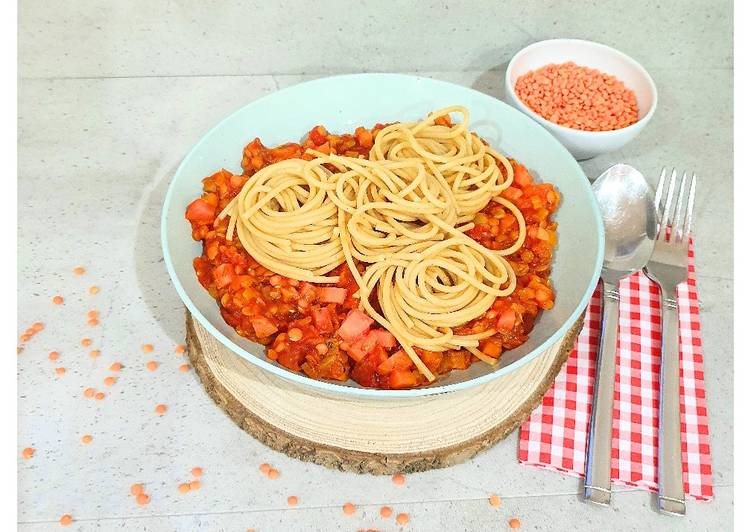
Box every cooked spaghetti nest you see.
[219,106,529,381]
[370,106,515,223]
[217,158,343,283]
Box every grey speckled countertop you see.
[18,1,732,530]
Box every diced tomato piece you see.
[388,369,418,389]
[496,309,516,332]
[312,306,334,333]
[250,317,278,338]
[480,338,502,358]
[213,263,235,289]
[377,350,414,375]
[299,282,318,303]
[319,287,347,304]
[267,143,302,162]
[336,309,373,342]
[309,126,328,146]
[512,161,533,187]
[280,286,299,302]
[434,114,451,126]
[369,345,389,367]
[418,349,443,373]
[501,186,523,201]
[345,339,368,362]
[185,198,216,224]
[369,329,397,349]
[277,346,306,371]
[354,127,373,149]
[346,331,378,361]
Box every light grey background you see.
[18,1,732,531]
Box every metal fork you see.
[643,168,697,517]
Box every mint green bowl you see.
[161,73,604,398]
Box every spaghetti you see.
[218,107,529,382]
[217,158,343,283]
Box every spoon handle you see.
[583,279,620,506]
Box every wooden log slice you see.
[186,312,583,475]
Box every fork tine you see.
[659,168,677,241]
[671,171,688,243]
[654,168,667,230]
[682,173,697,242]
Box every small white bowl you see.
[504,39,658,160]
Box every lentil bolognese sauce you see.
[185,114,559,390]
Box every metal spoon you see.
[584,164,657,506]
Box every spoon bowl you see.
[593,164,658,283]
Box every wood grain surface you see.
[186,312,583,474]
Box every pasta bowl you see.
[161,73,604,397]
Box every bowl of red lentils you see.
[505,39,657,160]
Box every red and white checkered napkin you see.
[518,242,713,500]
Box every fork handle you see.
[658,295,686,516]
[583,280,619,506]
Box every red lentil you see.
[343,502,356,516]
[287,495,298,506]
[73,266,85,275]
[380,506,393,518]
[110,362,123,371]
[52,295,64,305]
[509,518,521,529]
[81,434,93,444]
[515,62,638,132]
[48,351,60,361]
[396,512,409,525]
[59,514,73,526]
[392,473,405,486]
[22,447,35,459]
[155,404,167,415]
[489,494,501,507]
